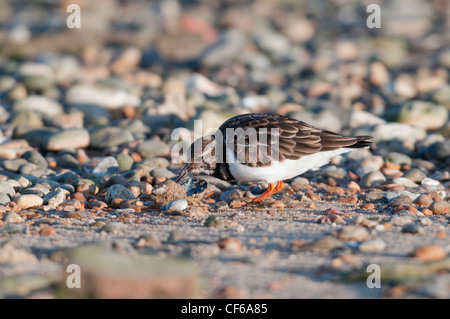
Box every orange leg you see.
[252,181,284,202]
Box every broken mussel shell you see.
[179,177,208,196]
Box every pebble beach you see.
[0,0,449,298]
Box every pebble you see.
[385,190,421,202]
[14,194,43,209]
[402,224,425,234]
[393,177,418,188]
[204,215,225,228]
[421,177,441,187]
[115,153,134,171]
[89,127,134,149]
[0,181,15,197]
[415,194,433,207]
[411,245,446,262]
[46,128,90,151]
[0,241,37,264]
[3,211,24,223]
[0,192,10,205]
[384,152,412,166]
[425,140,450,161]
[12,96,63,118]
[66,83,140,109]
[429,201,450,215]
[39,226,56,236]
[150,167,175,179]
[21,150,48,169]
[105,184,135,203]
[359,239,386,252]
[299,236,342,253]
[92,157,120,177]
[389,210,417,226]
[101,222,127,233]
[3,159,28,172]
[338,226,369,242]
[218,238,242,251]
[360,171,386,188]
[137,140,170,159]
[403,168,426,183]
[163,199,188,213]
[43,188,67,207]
[220,189,242,203]
[395,100,448,130]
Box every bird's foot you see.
[252,181,284,203]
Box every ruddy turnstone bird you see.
[175,113,372,202]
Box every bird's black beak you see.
[174,163,192,183]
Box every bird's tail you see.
[348,136,373,148]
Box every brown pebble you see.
[327,177,336,187]
[415,194,433,207]
[384,162,401,170]
[437,231,446,238]
[317,214,346,224]
[229,200,246,208]
[64,211,83,219]
[347,181,360,192]
[411,245,446,262]
[337,195,358,203]
[39,226,56,236]
[77,183,98,195]
[429,201,450,215]
[89,200,108,209]
[218,238,242,251]
[348,171,359,181]
[306,190,320,201]
[155,177,166,184]
[382,222,393,230]
[72,192,87,201]
[422,208,433,216]
[406,206,418,215]
[110,198,124,208]
[361,203,375,211]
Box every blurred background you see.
[0,0,449,147]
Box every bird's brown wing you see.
[219,113,372,167]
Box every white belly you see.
[225,146,350,183]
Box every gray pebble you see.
[204,215,225,228]
[21,150,48,168]
[105,184,135,203]
[89,126,134,149]
[92,156,120,177]
[402,224,425,234]
[403,168,426,183]
[150,167,175,179]
[360,171,386,188]
[0,192,10,205]
[384,152,412,166]
[3,158,28,172]
[137,140,170,159]
[46,128,90,151]
[3,211,24,223]
[0,181,15,197]
[116,153,134,171]
[57,153,80,170]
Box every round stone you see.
[14,194,43,209]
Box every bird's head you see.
[175,135,217,182]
